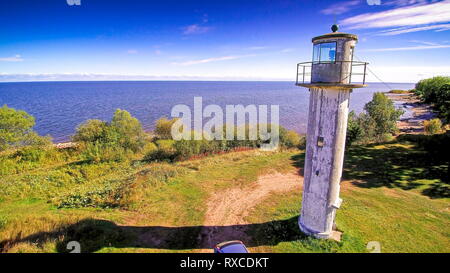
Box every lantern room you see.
[296,24,368,88]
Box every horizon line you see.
[0,79,417,84]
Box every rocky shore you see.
[385,92,436,134]
[54,142,77,149]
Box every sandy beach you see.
[385,92,436,134]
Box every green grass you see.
[344,142,449,198]
[0,138,449,253]
[245,192,367,253]
[0,150,297,252]
[246,140,450,253]
[246,183,449,253]
[338,185,449,252]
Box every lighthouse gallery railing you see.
[296,61,368,85]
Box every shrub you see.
[154,117,179,140]
[201,139,222,153]
[22,131,52,147]
[414,77,450,124]
[172,138,225,160]
[72,119,108,143]
[173,139,201,159]
[435,84,450,123]
[388,90,410,94]
[14,145,60,163]
[279,127,304,149]
[15,146,46,162]
[143,140,177,162]
[0,146,68,176]
[73,109,146,162]
[139,164,187,186]
[155,139,175,151]
[144,123,303,161]
[80,142,130,163]
[55,179,132,208]
[415,76,450,103]
[0,105,51,151]
[141,142,158,155]
[424,119,443,135]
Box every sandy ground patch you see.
[197,171,302,251]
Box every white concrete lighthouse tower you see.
[297,25,368,240]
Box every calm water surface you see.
[0,81,414,142]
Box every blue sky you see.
[0,0,449,82]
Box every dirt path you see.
[197,171,302,251]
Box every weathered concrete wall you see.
[299,87,350,238]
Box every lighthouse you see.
[296,25,368,240]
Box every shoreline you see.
[385,92,436,134]
[54,142,77,149]
[52,92,430,147]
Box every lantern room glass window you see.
[312,42,337,63]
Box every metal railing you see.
[296,61,368,85]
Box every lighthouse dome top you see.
[312,26,357,43]
[312,31,358,43]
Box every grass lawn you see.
[246,140,449,253]
[0,150,297,252]
[0,138,449,253]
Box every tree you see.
[363,92,404,139]
[0,105,50,151]
[346,93,404,144]
[110,109,146,152]
[72,119,109,143]
[346,111,362,146]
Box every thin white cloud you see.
[182,24,212,35]
[247,46,268,50]
[383,0,431,6]
[377,23,450,35]
[280,48,295,53]
[360,44,450,51]
[0,54,23,62]
[171,54,253,66]
[409,40,440,46]
[321,0,361,15]
[367,0,382,6]
[127,49,138,54]
[341,0,450,29]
